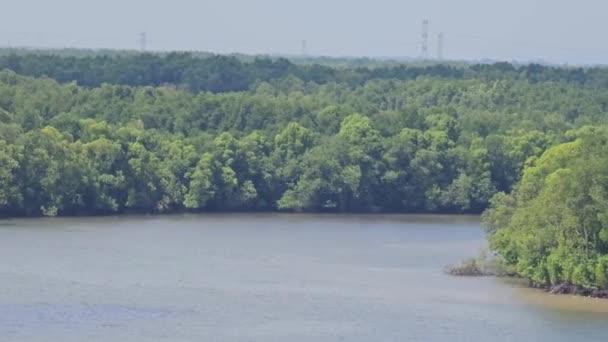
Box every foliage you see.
[483,127,608,289]
[3,52,608,93]
[0,53,608,218]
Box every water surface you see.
[1,214,607,341]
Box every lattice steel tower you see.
[421,20,429,59]
[437,32,444,60]
[139,32,147,52]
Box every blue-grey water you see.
[1,214,607,342]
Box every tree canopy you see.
[483,127,608,289]
[0,52,608,219]
[2,51,608,93]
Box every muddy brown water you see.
[1,214,607,341]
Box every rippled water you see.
[1,214,607,341]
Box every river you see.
[0,214,607,341]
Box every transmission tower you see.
[421,19,429,60]
[301,40,307,56]
[139,32,147,52]
[437,32,444,60]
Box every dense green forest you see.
[1,52,608,221]
[483,127,608,291]
[3,52,608,93]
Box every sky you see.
[1,0,607,65]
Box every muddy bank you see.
[447,260,608,300]
[544,284,608,299]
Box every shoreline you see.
[0,211,483,221]
[447,261,608,300]
[543,284,608,299]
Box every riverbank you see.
[543,284,608,299]
[0,209,484,220]
[447,256,608,300]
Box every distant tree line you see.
[1,52,608,94]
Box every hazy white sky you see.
[1,0,606,64]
